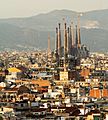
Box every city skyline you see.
[0,0,108,18]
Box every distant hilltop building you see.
[55,18,89,70]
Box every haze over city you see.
[0,0,108,18]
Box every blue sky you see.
[0,0,108,18]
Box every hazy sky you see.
[0,0,108,18]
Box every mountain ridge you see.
[0,9,108,52]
